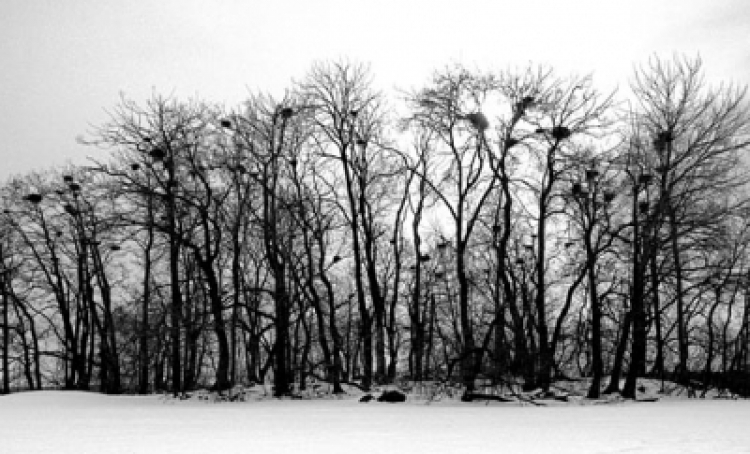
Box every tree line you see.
[2,55,750,399]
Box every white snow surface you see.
[1,390,749,454]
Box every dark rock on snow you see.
[377,390,407,403]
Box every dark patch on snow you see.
[377,390,406,403]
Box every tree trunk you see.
[586,255,603,399]
[168,225,182,396]
[605,308,632,394]
[534,187,552,391]
[205,265,231,391]
[703,287,721,395]
[273,275,292,396]
[2,271,10,394]
[456,240,477,391]
[649,253,665,382]
[139,220,153,394]
[668,208,689,384]
[623,259,647,398]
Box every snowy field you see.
[1,390,749,454]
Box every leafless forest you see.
[2,55,749,400]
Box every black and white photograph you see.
[1,1,750,452]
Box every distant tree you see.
[623,55,750,397]
[298,60,395,389]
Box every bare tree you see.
[299,60,395,389]
[623,55,750,397]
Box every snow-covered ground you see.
[1,388,749,454]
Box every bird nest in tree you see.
[638,174,653,186]
[657,130,673,142]
[25,194,43,204]
[279,107,295,119]
[585,169,599,180]
[149,148,166,160]
[465,112,489,131]
[551,126,571,140]
[515,96,536,113]
[653,138,667,153]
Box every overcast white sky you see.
[1,0,749,179]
